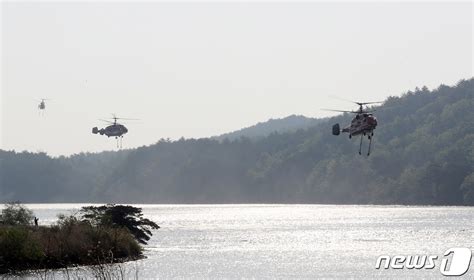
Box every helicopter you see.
[324,100,382,156]
[37,98,49,114]
[92,114,137,148]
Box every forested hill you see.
[1,78,473,205]
[213,115,323,141]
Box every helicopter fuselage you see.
[92,124,128,137]
[342,113,377,136]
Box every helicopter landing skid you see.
[367,134,373,156]
[358,132,373,156]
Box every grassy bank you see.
[0,203,158,274]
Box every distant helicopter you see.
[92,114,137,148]
[324,100,382,156]
[37,98,49,115]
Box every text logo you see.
[375,247,472,276]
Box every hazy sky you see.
[1,1,472,156]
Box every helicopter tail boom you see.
[92,127,105,135]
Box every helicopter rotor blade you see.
[99,119,115,124]
[357,101,383,105]
[321,109,357,113]
[109,113,139,121]
[114,117,140,121]
[328,96,383,106]
[328,95,358,104]
[100,117,140,124]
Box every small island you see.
[0,202,159,275]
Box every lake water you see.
[9,204,474,279]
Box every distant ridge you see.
[214,115,325,141]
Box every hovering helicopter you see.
[92,114,137,148]
[37,98,49,114]
[324,100,382,156]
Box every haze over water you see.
[24,204,474,279]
